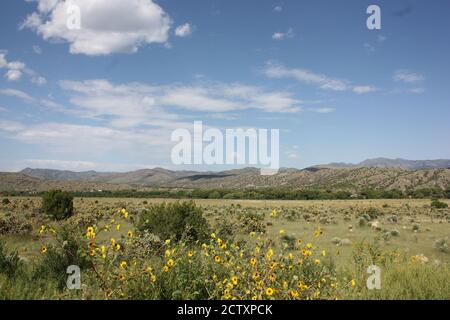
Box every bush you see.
[431,199,448,209]
[0,214,32,235]
[33,226,90,289]
[0,241,23,278]
[41,190,74,220]
[1,198,10,205]
[138,201,209,242]
[433,239,449,253]
[358,217,368,227]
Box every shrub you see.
[433,239,449,253]
[33,226,90,289]
[358,217,368,227]
[431,199,448,209]
[0,241,23,278]
[138,201,209,242]
[41,190,74,220]
[1,198,10,205]
[281,234,296,249]
[0,214,32,235]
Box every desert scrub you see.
[41,190,74,221]
[0,240,23,279]
[0,213,32,235]
[353,263,450,300]
[86,230,341,300]
[35,207,342,300]
[34,225,90,289]
[433,238,449,253]
[431,199,448,209]
[138,201,209,242]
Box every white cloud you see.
[16,159,159,172]
[0,50,46,84]
[0,120,25,132]
[4,121,172,155]
[0,88,34,102]
[272,28,294,41]
[0,52,26,81]
[58,79,303,129]
[263,62,376,93]
[31,76,47,85]
[309,107,335,114]
[273,5,283,12]
[5,69,23,81]
[0,78,318,163]
[175,23,192,37]
[353,85,377,94]
[21,0,172,55]
[393,70,424,83]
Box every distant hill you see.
[315,158,450,170]
[0,172,134,192]
[0,162,448,192]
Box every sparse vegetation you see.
[0,197,449,300]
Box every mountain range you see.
[316,158,450,170]
[0,158,449,192]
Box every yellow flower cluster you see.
[199,229,339,300]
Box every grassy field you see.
[0,197,449,300]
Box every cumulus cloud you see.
[263,62,376,93]
[5,69,23,81]
[21,0,172,55]
[0,50,46,84]
[0,52,25,81]
[175,23,192,37]
[393,70,424,83]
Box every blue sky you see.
[0,0,449,172]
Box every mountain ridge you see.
[1,158,448,192]
[315,157,450,170]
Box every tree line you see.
[2,187,449,200]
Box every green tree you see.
[138,201,209,242]
[41,190,74,220]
